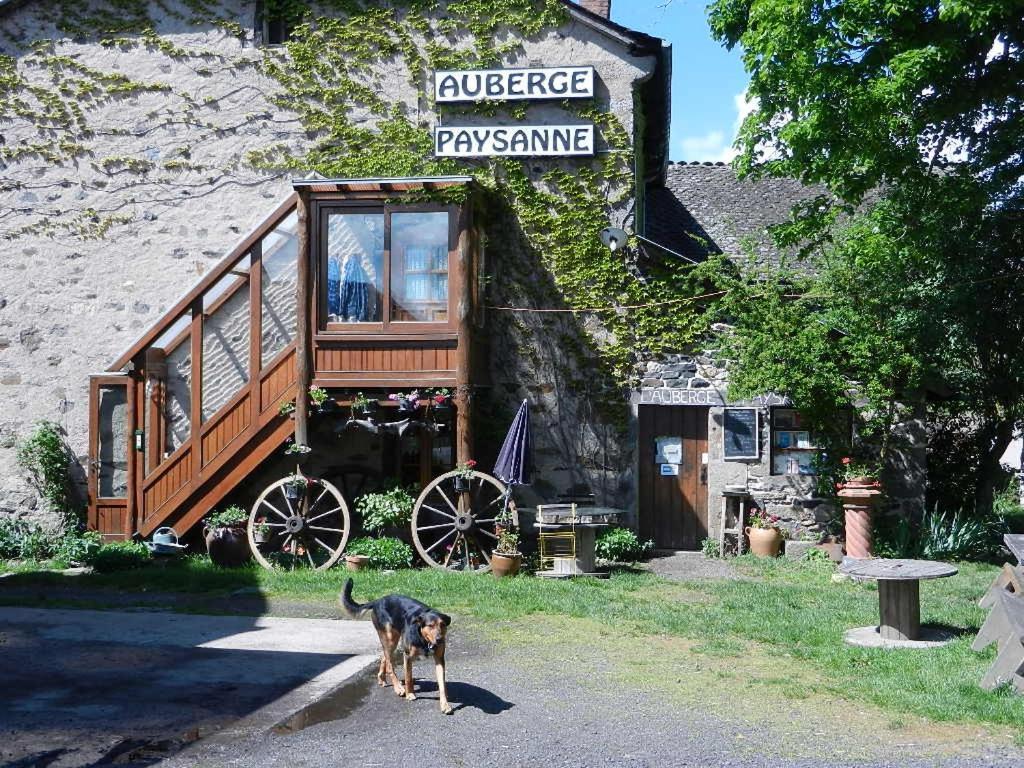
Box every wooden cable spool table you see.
[840,558,958,643]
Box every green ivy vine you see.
[1,0,720,389]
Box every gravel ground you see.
[162,622,1022,768]
[643,550,742,581]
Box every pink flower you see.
[841,457,852,465]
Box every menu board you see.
[724,408,759,460]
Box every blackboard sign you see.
[724,408,760,460]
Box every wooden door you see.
[638,405,709,550]
[88,375,135,540]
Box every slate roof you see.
[646,161,826,266]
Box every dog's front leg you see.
[434,650,453,715]
[402,653,417,701]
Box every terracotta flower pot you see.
[745,526,783,558]
[491,552,522,578]
[346,554,370,571]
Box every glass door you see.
[88,375,134,539]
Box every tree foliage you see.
[707,0,1024,512]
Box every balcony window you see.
[320,206,452,332]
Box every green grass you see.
[2,554,1021,729]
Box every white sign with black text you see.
[434,66,595,103]
[434,125,594,158]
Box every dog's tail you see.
[340,578,371,618]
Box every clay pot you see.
[205,525,252,568]
[491,552,522,578]
[745,526,783,558]
[346,554,370,571]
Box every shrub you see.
[345,536,413,569]
[595,527,653,562]
[16,420,76,527]
[89,540,151,573]
[700,537,721,558]
[52,530,102,567]
[356,485,416,532]
[874,506,1005,562]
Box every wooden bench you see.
[1006,534,1024,566]
[973,589,1024,693]
[979,563,1024,609]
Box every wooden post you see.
[249,238,263,419]
[294,187,312,447]
[454,206,473,464]
[878,579,920,641]
[144,347,166,474]
[189,298,203,468]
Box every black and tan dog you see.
[341,578,454,714]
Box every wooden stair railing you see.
[99,195,299,539]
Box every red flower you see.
[841,457,852,465]
[466,459,477,468]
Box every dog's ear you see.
[438,612,452,627]
[413,615,426,626]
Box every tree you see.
[707,0,1024,513]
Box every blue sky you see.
[610,0,750,162]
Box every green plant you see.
[308,385,328,407]
[495,528,520,555]
[88,540,150,573]
[344,536,413,569]
[356,485,416,532]
[16,420,76,527]
[285,442,311,455]
[874,506,1005,562]
[802,547,832,564]
[351,392,374,411]
[53,530,102,567]
[595,527,653,562]
[701,537,721,558]
[205,505,248,529]
[278,400,296,416]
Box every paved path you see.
[164,623,1023,768]
[0,608,377,768]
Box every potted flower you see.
[453,459,476,493]
[745,507,783,557]
[430,388,453,417]
[253,517,271,544]
[351,392,377,418]
[491,527,521,577]
[284,442,312,465]
[278,400,296,417]
[309,385,332,413]
[388,390,421,414]
[204,504,252,567]
[284,472,308,501]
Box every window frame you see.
[314,200,459,336]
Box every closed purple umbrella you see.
[494,399,532,487]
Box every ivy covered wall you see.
[0,0,716,521]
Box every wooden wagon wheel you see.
[411,470,507,571]
[248,475,351,570]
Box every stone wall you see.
[0,0,656,525]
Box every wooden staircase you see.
[88,196,301,540]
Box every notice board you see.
[723,408,759,460]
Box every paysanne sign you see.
[434,66,594,102]
[435,125,594,158]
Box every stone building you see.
[0,0,921,555]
